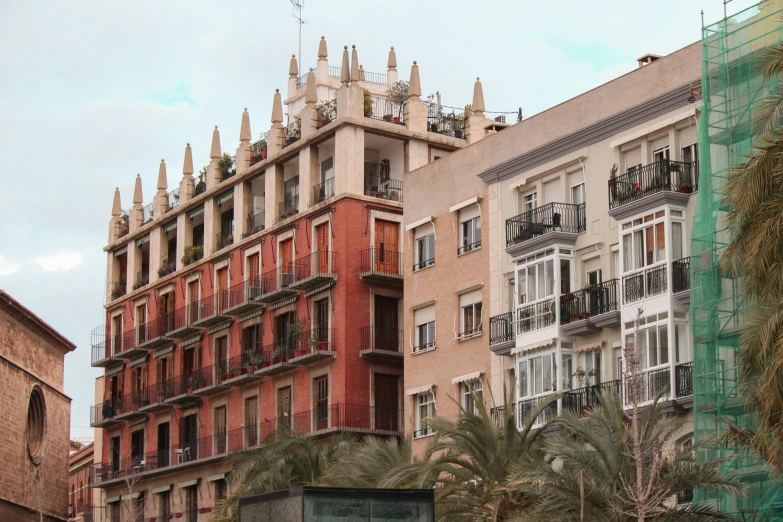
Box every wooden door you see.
[280,239,293,281]
[245,396,258,446]
[215,336,227,382]
[315,376,329,430]
[374,296,399,352]
[374,374,399,431]
[157,422,170,467]
[248,253,260,290]
[215,406,227,454]
[217,268,228,313]
[111,315,123,356]
[277,386,292,429]
[160,292,175,333]
[316,223,329,274]
[374,220,399,273]
[188,280,199,325]
[136,303,147,344]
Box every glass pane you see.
[659,324,669,365]
[518,268,527,305]
[539,261,549,298]
[655,222,665,262]
[645,226,654,266]
[371,498,433,522]
[672,222,683,261]
[633,231,644,269]
[594,351,602,384]
[649,327,658,367]
[623,234,632,272]
[638,330,648,370]
[543,354,553,393]
[518,360,528,397]
[533,357,543,395]
[560,258,570,294]
[562,354,573,391]
[528,265,538,301]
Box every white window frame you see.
[580,350,602,387]
[620,210,668,274]
[414,321,436,352]
[415,391,436,437]
[460,302,483,338]
[523,191,537,214]
[460,216,482,254]
[460,379,484,414]
[415,234,435,271]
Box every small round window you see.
[27,387,45,463]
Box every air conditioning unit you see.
[494,115,506,124]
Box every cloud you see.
[142,82,198,107]
[33,250,83,272]
[0,255,22,276]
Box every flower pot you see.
[250,157,258,165]
[454,130,464,139]
[261,151,267,159]
[289,136,299,144]
[678,186,692,194]
[294,349,307,358]
[393,117,401,124]
[187,387,192,394]
[383,114,393,122]
[247,365,254,374]
[226,372,235,379]
[261,361,270,368]
[199,382,206,389]
[319,342,329,351]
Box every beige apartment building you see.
[404,43,701,461]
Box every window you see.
[517,258,555,305]
[110,503,120,522]
[314,376,329,430]
[586,269,602,286]
[672,221,684,261]
[415,235,435,271]
[415,391,436,437]
[460,302,482,338]
[461,379,484,413]
[26,387,45,463]
[159,490,171,518]
[215,406,227,454]
[653,146,670,163]
[681,142,698,186]
[581,350,602,386]
[621,211,667,272]
[415,322,436,352]
[625,322,669,370]
[625,146,642,172]
[570,170,585,207]
[460,217,481,254]
[245,396,258,447]
[320,157,334,183]
[215,480,227,501]
[519,353,554,398]
[523,191,537,214]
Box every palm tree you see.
[507,392,743,521]
[210,429,356,522]
[719,41,783,471]
[414,391,557,521]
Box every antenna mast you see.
[290,0,305,73]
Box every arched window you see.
[26,386,45,464]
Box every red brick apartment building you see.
[88,40,500,521]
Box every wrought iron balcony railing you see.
[560,279,620,325]
[427,107,466,139]
[364,176,403,202]
[279,195,299,221]
[313,177,335,204]
[366,95,404,123]
[360,326,403,353]
[506,202,586,247]
[608,159,696,209]
[623,264,667,303]
[489,312,514,346]
[515,299,556,334]
[243,211,265,239]
[360,248,403,279]
[673,256,691,293]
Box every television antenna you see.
[290,0,306,73]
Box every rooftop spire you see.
[409,61,422,99]
[240,108,251,142]
[340,46,349,85]
[387,46,397,69]
[157,159,167,191]
[472,77,485,116]
[318,36,327,59]
[183,143,193,176]
[350,45,360,82]
[289,54,298,78]
[133,174,143,205]
[112,188,121,217]
[305,69,317,106]
[271,89,283,124]
[210,126,221,159]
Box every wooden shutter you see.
[281,240,293,270]
[156,358,162,395]
[217,268,228,312]
[316,224,329,273]
[248,254,260,284]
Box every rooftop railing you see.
[366,95,404,123]
[362,70,387,84]
[608,160,696,209]
[142,202,154,225]
[283,121,301,147]
[166,188,180,212]
[328,66,342,77]
[505,202,586,247]
[427,109,466,139]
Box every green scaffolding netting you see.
[693,2,783,519]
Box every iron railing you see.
[166,188,180,212]
[328,66,342,77]
[142,202,154,225]
[427,108,466,139]
[283,121,301,147]
[158,257,176,278]
[170,304,203,331]
[219,156,236,182]
[506,202,586,247]
[133,271,149,291]
[672,256,691,293]
[676,362,693,397]
[489,312,514,346]
[517,395,558,426]
[366,95,404,123]
[609,159,696,209]
[226,278,263,309]
[90,324,133,364]
[624,366,670,404]
[362,70,387,84]
[364,176,403,202]
[110,281,127,300]
[243,211,265,238]
[258,265,298,296]
[313,177,335,204]
[360,326,403,352]
[90,398,124,425]
[360,248,403,278]
[623,264,667,303]
[191,361,231,390]
[292,251,334,281]
[560,280,620,325]
[215,232,233,252]
[279,195,299,220]
[296,327,334,354]
[250,138,267,164]
[458,240,482,256]
[515,299,556,333]
[137,313,175,342]
[413,252,434,272]
[562,380,622,415]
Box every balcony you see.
[191,363,232,397]
[608,160,696,218]
[289,328,336,365]
[489,312,515,355]
[136,315,176,351]
[675,362,693,398]
[158,258,176,278]
[283,121,301,148]
[182,245,204,267]
[294,403,403,437]
[116,328,147,359]
[253,342,298,377]
[364,176,403,202]
[279,195,299,221]
[366,96,404,124]
[623,265,667,303]
[255,266,300,304]
[515,299,556,334]
[673,256,691,305]
[218,154,237,183]
[166,305,205,339]
[313,177,335,204]
[517,395,558,429]
[360,248,403,283]
[622,363,693,409]
[90,325,124,367]
[221,352,263,387]
[215,231,233,253]
[505,202,585,257]
[133,271,149,291]
[190,294,233,328]
[427,108,466,139]
[137,383,173,414]
[166,188,180,212]
[243,211,265,239]
[89,399,124,428]
[359,326,403,362]
[290,251,336,290]
[562,380,622,415]
[223,278,265,315]
[560,279,621,335]
[162,374,202,405]
[110,392,148,422]
[109,280,127,301]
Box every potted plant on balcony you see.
[195,167,207,196]
[363,88,373,117]
[272,344,285,364]
[387,81,408,124]
[316,99,335,128]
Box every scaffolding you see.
[693,2,783,519]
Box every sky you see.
[0,0,756,439]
